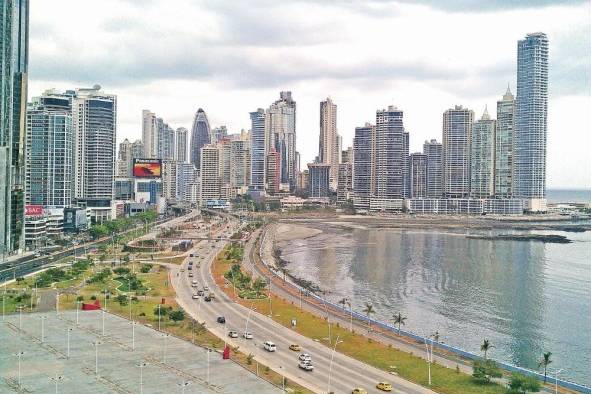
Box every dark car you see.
[197,290,204,296]
[204,296,212,302]
[216,316,226,324]
[187,266,192,270]
[189,253,194,257]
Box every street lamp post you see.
[267,277,272,316]
[138,362,147,394]
[76,300,81,325]
[50,372,64,394]
[157,304,161,331]
[66,327,73,359]
[177,381,191,394]
[40,315,46,342]
[424,334,435,386]
[327,335,343,394]
[16,351,24,387]
[322,298,331,345]
[555,369,564,394]
[93,341,101,377]
[102,309,106,336]
[131,321,136,351]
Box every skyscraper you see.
[318,97,339,190]
[249,108,266,193]
[266,148,280,195]
[423,139,442,198]
[442,105,474,198]
[142,110,157,158]
[72,86,117,221]
[353,123,374,209]
[513,32,548,207]
[26,93,73,207]
[1,0,28,254]
[410,153,427,198]
[268,92,297,190]
[211,126,228,142]
[175,127,188,163]
[373,106,406,201]
[495,86,515,198]
[307,163,330,198]
[116,139,132,177]
[336,162,353,204]
[157,120,175,161]
[190,108,211,170]
[470,108,496,198]
[199,144,220,204]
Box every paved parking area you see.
[0,310,280,393]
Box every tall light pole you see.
[131,321,136,351]
[424,333,435,386]
[15,351,24,387]
[157,304,161,331]
[162,333,169,363]
[555,368,564,394]
[177,381,191,394]
[40,315,46,342]
[322,298,331,345]
[267,277,272,316]
[101,309,106,336]
[66,327,73,359]
[93,341,101,377]
[327,335,343,394]
[138,362,147,394]
[56,292,60,315]
[50,372,64,394]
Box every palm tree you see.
[539,352,552,383]
[338,298,353,332]
[481,339,494,359]
[392,312,407,335]
[363,303,375,332]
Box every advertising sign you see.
[133,158,162,178]
[25,205,44,216]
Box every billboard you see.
[25,205,44,216]
[133,158,162,178]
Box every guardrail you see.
[258,225,591,394]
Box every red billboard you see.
[25,205,44,217]
[133,158,162,178]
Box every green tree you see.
[363,303,375,331]
[481,339,494,359]
[252,277,266,297]
[392,312,407,335]
[169,309,185,323]
[472,359,502,384]
[507,373,541,394]
[116,294,128,305]
[538,352,552,383]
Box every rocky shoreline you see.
[466,234,573,243]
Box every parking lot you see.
[0,310,280,393]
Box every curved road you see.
[169,221,434,394]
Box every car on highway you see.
[216,316,226,324]
[189,253,194,257]
[203,286,209,291]
[187,266,192,270]
[263,341,276,352]
[204,296,212,302]
[188,272,193,277]
[242,332,253,339]
[180,268,185,272]
[376,382,392,392]
[298,361,314,371]
[289,344,301,351]
[188,261,193,266]
[191,280,198,287]
[352,389,368,394]
[192,293,199,299]
[298,353,312,363]
[228,331,238,338]
[197,290,204,296]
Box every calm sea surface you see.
[278,222,591,386]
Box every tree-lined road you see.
[169,220,434,394]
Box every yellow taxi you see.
[352,389,368,394]
[289,344,301,351]
[376,382,393,392]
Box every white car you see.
[298,361,314,371]
[228,331,239,338]
[192,293,199,299]
[242,332,253,339]
[263,341,276,352]
[298,353,312,362]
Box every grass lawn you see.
[213,247,507,394]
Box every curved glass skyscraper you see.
[190,108,211,170]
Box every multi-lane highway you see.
[169,219,434,394]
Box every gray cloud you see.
[393,0,589,12]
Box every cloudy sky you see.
[29,0,591,188]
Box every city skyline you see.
[26,1,591,189]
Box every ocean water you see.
[547,189,591,204]
[278,223,591,386]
